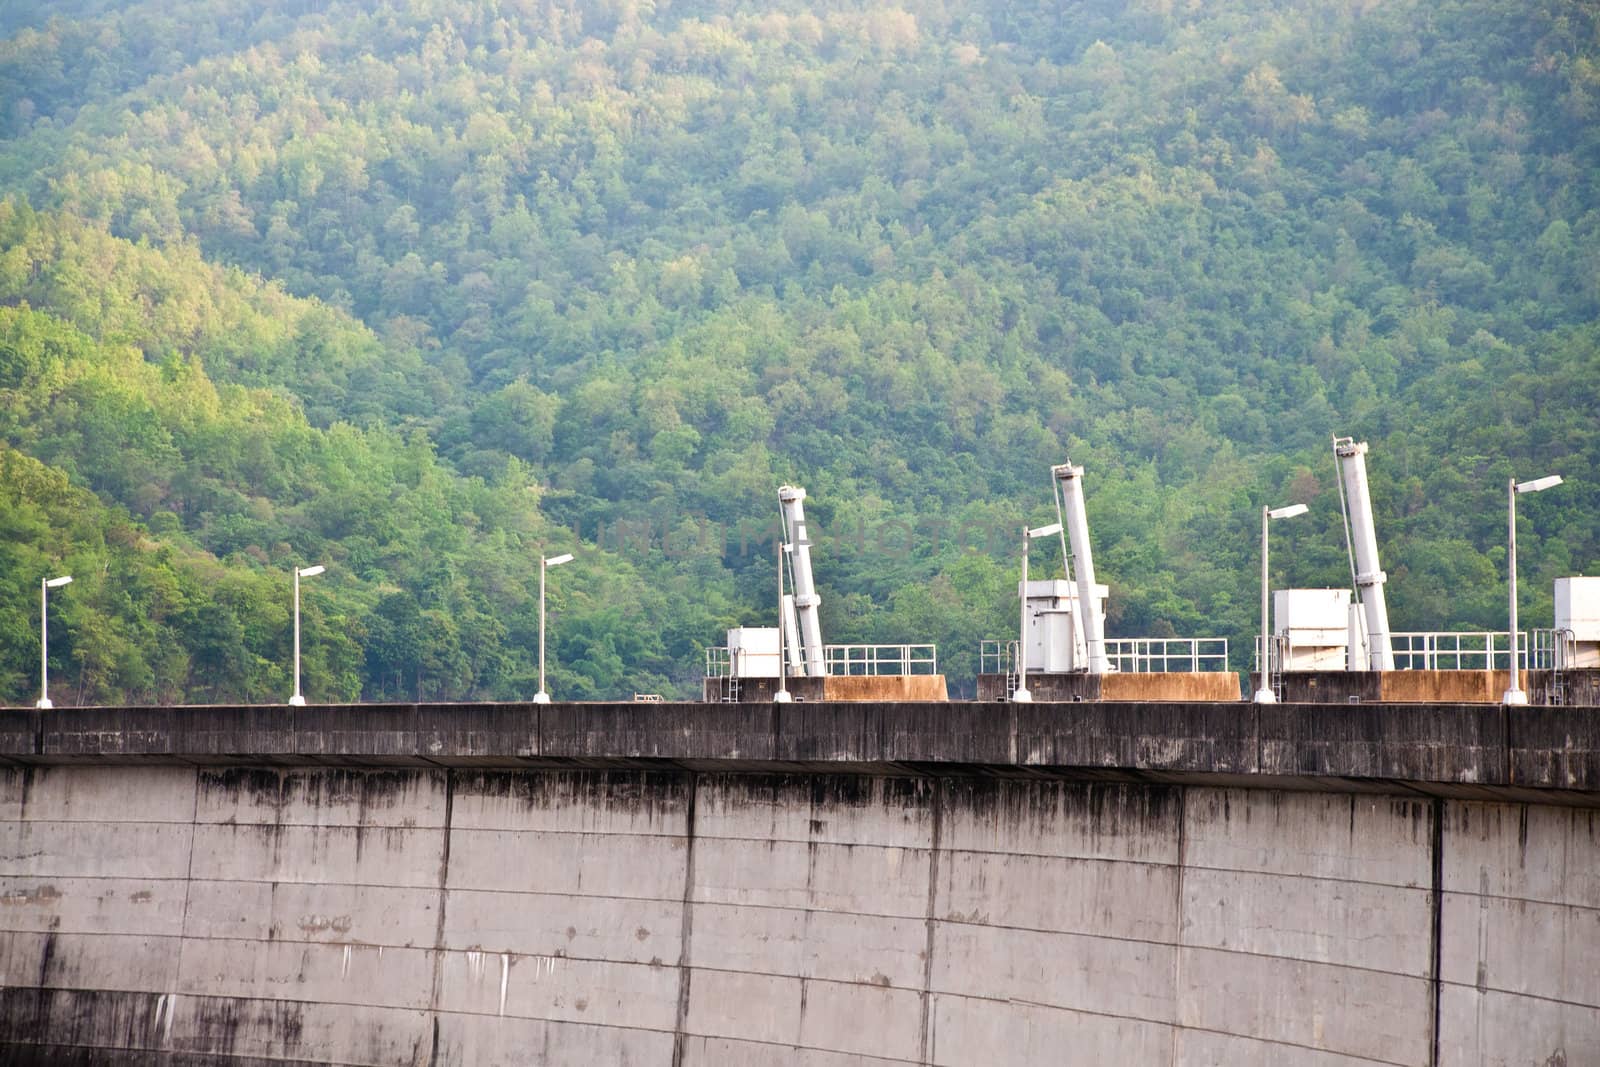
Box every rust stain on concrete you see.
[822,675,949,701]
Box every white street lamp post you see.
[1013,521,1064,703]
[37,575,72,709]
[1255,504,1309,704]
[289,564,325,707]
[1505,474,1563,705]
[534,552,574,704]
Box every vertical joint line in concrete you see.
[1499,702,1510,787]
[429,768,455,1037]
[1169,786,1188,1065]
[918,777,944,1066]
[169,764,205,1052]
[1428,796,1445,1067]
[1006,701,1019,764]
[671,772,699,1067]
[1252,700,1263,775]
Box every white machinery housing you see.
[725,627,782,677]
[1020,579,1111,674]
[1274,589,1351,671]
[1555,577,1600,668]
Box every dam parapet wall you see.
[1,701,1598,1065]
[2,700,1598,798]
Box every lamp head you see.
[44,575,73,588]
[1026,521,1064,539]
[297,565,326,578]
[1267,503,1310,520]
[545,553,574,567]
[1514,474,1563,494]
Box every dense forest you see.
[1,0,1596,703]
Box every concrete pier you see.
[1,701,1597,1065]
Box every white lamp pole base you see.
[289,695,306,707]
[35,698,52,709]
[773,689,793,703]
[1012,687,1032,703]
[1252,688,1277,704]
[1502,688,1528,706]
[532,691,551,704]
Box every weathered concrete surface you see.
[1272,670,1509,704]
[701,675,950,701]
[974,672,1240,701]
[1,702,1599,1064]
[1100,671,1240,702]
[4,700,1600,799]
[1437,801,1600,1064]
[975,671,1099,701]
[1,760,1597,1065]
[1381,668,1507,703]
[1269,670,1385,705]
[1269,668,1600,705]
[822,675,948,701]
[703,676,825,702]
[1528,667,1600,707]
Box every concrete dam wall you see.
[1,701,1598,1064]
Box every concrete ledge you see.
[148,705,303,762]
[0,709,38,763]
[822,675,948,701]
[1259,703,1506,785]
[703,675,950,701]
[1382,670,1506,704]
[1100,672,1240,702]
[773,700,1015,766]
[2,700,1599,803]
[40,706,184,761]
[1507,705,1600,791]
[1015,702,1258,774]
[976,672,1098,701]
[1267,669,1600,705]
[1269,671,1384,705]
[975,673,1242,702]
[542,701,775,762]
[299,703,538,764]
[703,676,824,701]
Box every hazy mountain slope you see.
[0,206,728,703]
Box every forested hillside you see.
[1,0,1596,703]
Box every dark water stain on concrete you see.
[0,885,60,907]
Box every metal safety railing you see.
[1104,637,1229,673]
[703,646,743,701]
[1390,631,1525,671]
[1531,628,1579,706]
[981,637,1227,674]
[1530,628,1577,671]
[980,639,1013,677]
[1254,634,1297,679]
[979,640,1021,697]
[707,643,937,678]
[1254,634,1286,700]
[1256,630,1532,672]
[822,644,938,676]
[705,646,737,679]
